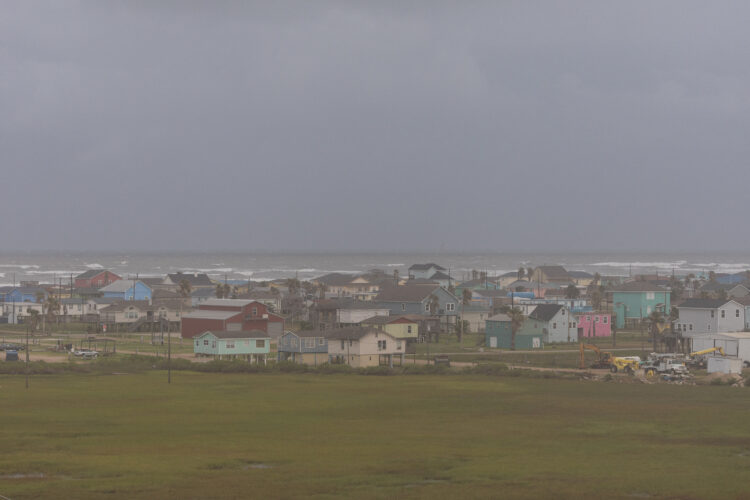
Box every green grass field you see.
[2,371,750,499]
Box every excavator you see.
[579,343,640,374]
[687,346,726,369]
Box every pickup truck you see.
[641,356,688,377]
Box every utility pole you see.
[167,319,171,384]
[25,322,30,390]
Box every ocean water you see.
[1,251,750,286]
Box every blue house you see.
[100,280,152,301]
[374,284,459,333]
[277,330,329,365]
[0,286,48,303]
[611,282,670,329]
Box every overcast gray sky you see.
[2,1,749,252]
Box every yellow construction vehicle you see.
[579,343,640,374]
[687,346,726,368]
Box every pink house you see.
[576,313,611,338]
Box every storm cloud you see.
[2,1,749,252]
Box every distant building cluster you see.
[2,262,748,362]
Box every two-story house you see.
[374,284,459,332]
[611,282,671,329]
[277,330,329,365]
[676,299,745,337]
[325,327,404,367]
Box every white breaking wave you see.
[0,264,40,269]
[590,261,688,270]
[85,263,103,269]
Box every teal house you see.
[611,282,671,329]
[194,330,270,363]
[485,313,543,350]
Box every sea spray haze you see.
[1,251,749,285]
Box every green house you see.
[194,330,270,363]
[611,282,671,329]
[485,313,543,349]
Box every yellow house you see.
[360,315,419,340]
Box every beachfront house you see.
[576,312,611,339]
[525,304,575,343]
[74,270,121,289]
[277,330,329,365]
[484,313,543,349]
[374,284,458,332]
[325,327,405,367]
[194,330,270,363]
[675,299,745,336]
[360,315,419,340]
[100,280,152,301]
[611,282,671,329]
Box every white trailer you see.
[707,356,743,374]
[690,332,750,367]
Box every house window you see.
[256,340,265,348]
[446,303,455,312]
[203,340,209,346]
[305,338,315,348]
[737,309,740,318]
[586,316,591,321]
[401,303,406,311]
[226,342,235,349]
[252,307,258,316]
[407,325,412,334]
[603,317,608,324]
[211,341,216,348]
[396,341,402,350]
[595,316,599,323]
[341,340,345,350]
[195,340,199,346]
[377,340,387,350]
[711,310,715,318]
[553,322,557,329]
[318,338,325,346]
[425,303,430,312]
[646,292,655,300]
[721,310,726,318]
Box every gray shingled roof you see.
[201,330,269,339]
[529,304,563,322]
[313,273,357,286]
[323,326,385,340]
[677,298,733,309]
[408,263,446,271]
[376,284,440,302]
[168,273,213,287]
[612,282,669,292]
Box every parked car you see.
[73,349,99,359]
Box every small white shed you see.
[707,356,743,374]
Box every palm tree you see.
[179,279,192,298]
[462,288,472,306]
[215,283,225,299]
[564,285,580,299]
[647,310,664,352]
[593,272,601,285]
[27,308,40,332]
[590,290,603,311]
[429,294,440,315]
[517,267,525,280]
[500,306,525,351]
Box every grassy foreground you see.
[2,372,750,499]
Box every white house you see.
[324,327,405,368]
[676,299,745,337]
[525,303,576,343]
